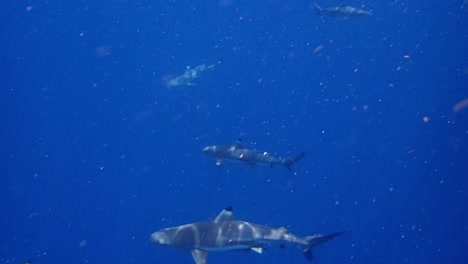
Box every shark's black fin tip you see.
[303,250,314,261]
[336,230,346,236]
[225,206,233,212]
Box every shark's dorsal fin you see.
[234,138,244,149]
[251,247,263,254]
[191,249,208,264]
[214,206,234,223]
[339,1,347,7]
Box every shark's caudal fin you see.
[303,231,345,261]
[282,152,305,171]
[312,3,323,12]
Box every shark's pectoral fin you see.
[216,159,223,166]
[251,247,263,254]
[191,249,208,264]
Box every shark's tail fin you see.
[302,231,345,261]
[282,152,305,171]
[311,3,323,13]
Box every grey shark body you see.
[312,3,371,17]
[167,64,215,88]
[150,206,344,264]
[202,140,305,172]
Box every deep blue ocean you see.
[1,0,467,263]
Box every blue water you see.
[1,1,467,263]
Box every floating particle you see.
[79,240,87,248]
[452,98,468,113]
[313,45,324,53]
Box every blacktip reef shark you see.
[202,139,305,172]
[167,64,215,87]
[312,2,371,17]
[150,206,345,264]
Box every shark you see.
[202,139,305,172]
[312,2,371,17]
[167,64,215,88]
[150,206,345,264]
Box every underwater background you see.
[1,0,467,263]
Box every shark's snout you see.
[150,231,169,245]
[202,146,215,155]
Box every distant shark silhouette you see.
[150,206,345,264]
[202,139,305,172]
[167,64,215,87]
[312,2,371,17]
